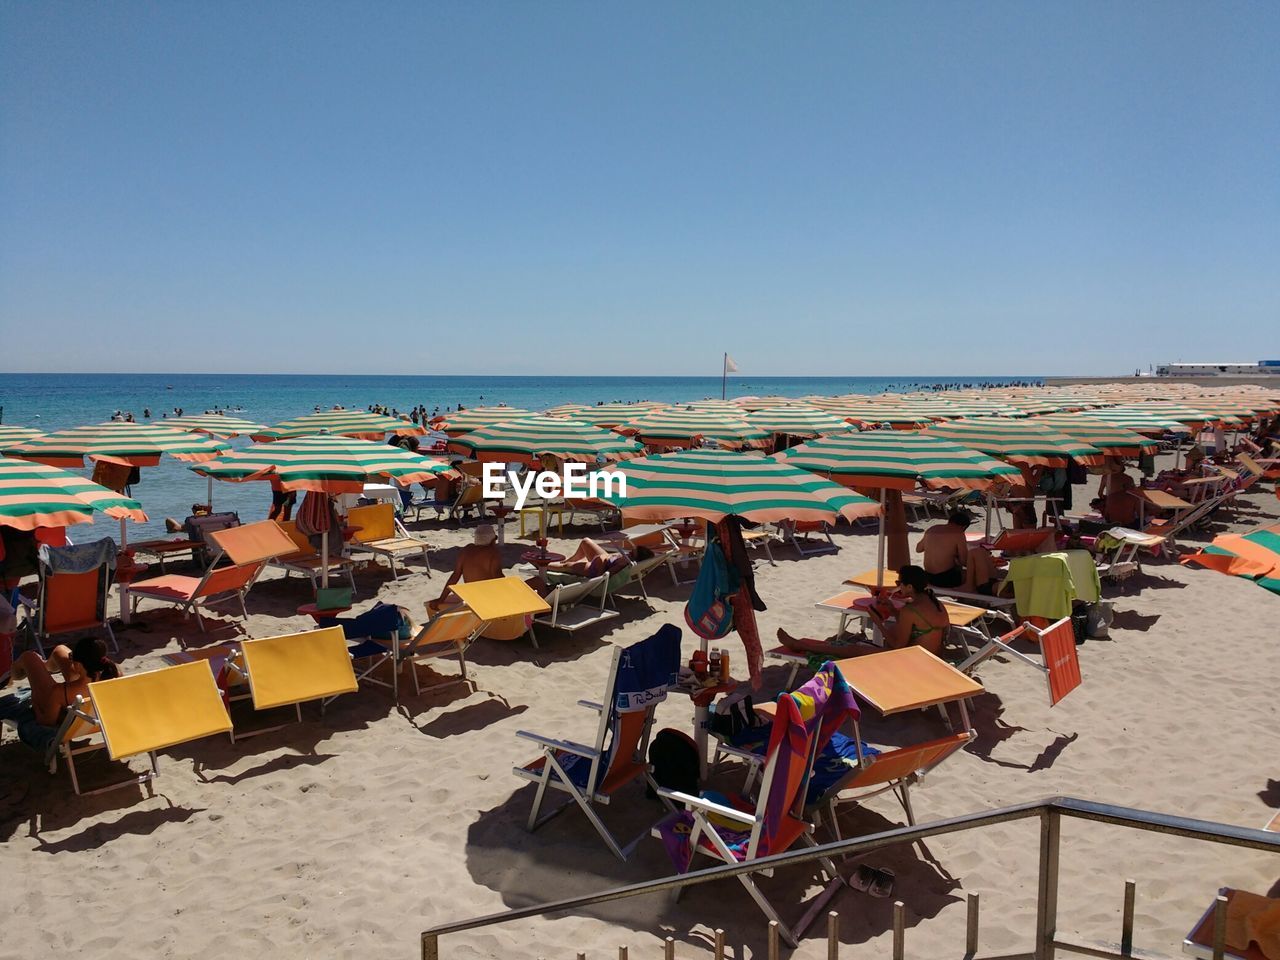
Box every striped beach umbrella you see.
[446,416,643,464]
[773,432,1021,490]
[925,417,1104,467]
[745,405,856,438]
[163,414,268,438]
[733,395,802,411]
[1181,521,1280,594]
[618,406,770,450]
[1083,406,1190,436]
[1130,402,1229,429]
[431,406,532,436]
[806,397,941,429]
[543,402,663,427]
[1029,414,1160,458]
[3,422,230,468]
[192,435,452,494]
[604,449,880,523]
[0,456,147,531]
[0,427,44,446]
[254,410,425,442]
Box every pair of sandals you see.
[851,863,896,898]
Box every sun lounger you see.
[775,519,838,557]
[222,625,358,741]
[128,520,297,633]
[565,496,621,531]
[956,616,1082,706]
[652,661,854,946]
[1094,527,1167,579]
[532,574,618,637]
[16,661,232,795]
[515,624,681,860]
[35,538,117,655]
[344,503,434,579]
[345,604,484,700]
[272,519,358,594]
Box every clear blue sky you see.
[2,2,1277,376]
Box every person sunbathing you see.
[777,565,951,659]
[434,524,503,607]
[544,538,628,577]
[10,637,118,728]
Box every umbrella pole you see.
[207,475,214,510]
[985,492,994,541]
[119,516,128,551]
[875,488,886,587]
[321,526,330,590]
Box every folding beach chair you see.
[344,503,434,579]
[128,520,296,633]
[956,616,1082,706]
[514,624,681,860]
[223,625,358,741]
[652,663,853,946]
[532,574,618,637]
[776,520,838,557]
[25,661,232,795]
[35,538,117,655]
[341,603,484,701]
[271,520,358,594]
[565,496,621,531]
[1094,527,1166,580]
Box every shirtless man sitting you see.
[434,524,503,608]
[916,510,974,589]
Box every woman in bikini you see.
[11,637,118,728]
[544,538,627,578]
[777,565,952,658]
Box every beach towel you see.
[1004,554,1077,620]
[38,538,117,575]
[614,623,681,712]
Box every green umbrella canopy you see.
[446,416,643,464]
[773,431,1022,490]
[0,455,147,530]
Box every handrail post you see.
[1035,807,1061,960]
[422,932,439,960]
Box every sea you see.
[2,373,1040,541]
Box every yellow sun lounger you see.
[224,626,359,741]
[49,661,232,796]
[344,503,435,579]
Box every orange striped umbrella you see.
[617,406,771,449]
[3,421,229,468]
[0,426,44,446]
[745,405,857,437]
[162,414,268,438]
[925,417,1104,467]
[254,410,425,442]
[0,455,147,531]
[431,406,533,436]
[446,416,643,463]
[773,431,1021,490]
[543,402,663,427]
[1029,413,1160,458]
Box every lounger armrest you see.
[514,730,601,758]
[712,742,764,766]
[576,699,604,713]
[656,789,758,825]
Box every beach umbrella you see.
[446,416,643,464]
[1029,414,1161,458]
[617,406,771,450]
[254,410,425,442]
[774,432,1024,580]
[1129,402,1227,429]
[744,405,857,438]
[3,421,229,468]
[162,415,268,438]
[925,417,1105,467]
[0,427,44,446]
[603,449,880,524]
[1083,407,1191,436]
[0,456,147,531]
[431,406,533,436]
[733,395,800,411]
[1181,521,1280,594]
[192,435,452,588]
[543,402,663,428]
[806,397,941,429]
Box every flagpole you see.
[721,352,727,400]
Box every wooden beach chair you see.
[956,616,1083,706]
[344,503,435,579]
[25,661,231,795]
[127,520,296,633]
[35,538,117,654]
[514,624,681,860]
[223,625,358,741]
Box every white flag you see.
[724,354,739,373]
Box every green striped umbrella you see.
[543,402,663,427]
[446,416,643,463]
[0,456,147,531]
[3,422,229,468]
[772,431,1021,490]
[745,405,856,437]
[254,410,425,442]
[192,435,452,494]
[1083,406,1190,436]
[0,426,44,446]
[1130,402,1228,429]
[1029,413,1160,458]
[733,395,801,411]
[1181,521,1280,594]
[163,414,268,438]
[603,449,880,523]
[925,417,1104,467]
[431,406,532,436]
[618,406,771,449]
[806,397,941,428]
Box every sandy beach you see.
[1,454,1276,960]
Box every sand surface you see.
[2,459,1277,960]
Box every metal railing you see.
[419,796,1278,959]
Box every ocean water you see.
[1,373,1038,541]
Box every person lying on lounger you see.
[543,538,630,578]
[777,565,951,659]
[7,637,118,728]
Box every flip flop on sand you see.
[869,867,896,899]
[850,863,877,893]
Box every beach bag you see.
[684,542,736,641]
[647,728,700,799]
[707,693,761,740]
[1085,600,1113,639]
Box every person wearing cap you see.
[916,509,973,588]
[434,524,503,607]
